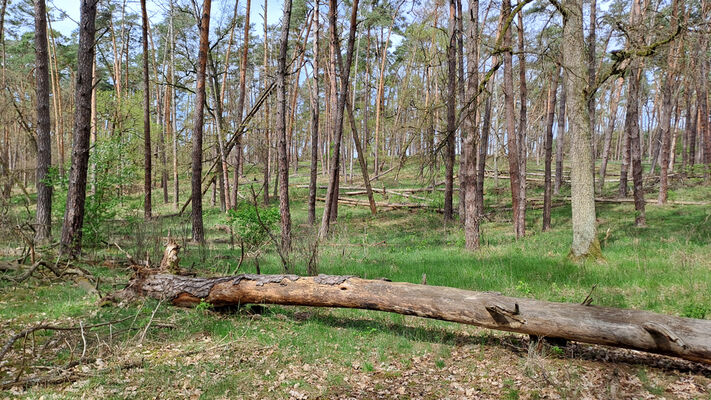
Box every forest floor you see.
[1,160,711,399]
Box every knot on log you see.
[486,303,526,325]
[643,322,687,349]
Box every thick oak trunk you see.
[118,272,711,365]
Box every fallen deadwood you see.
[316,197,441,212]
[113,273,711,364]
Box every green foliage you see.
[227,201,280,250]
[682,304,708,319]
[50,135,137,247]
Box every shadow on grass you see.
[271,307,711,377]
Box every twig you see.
[139,299,163,343]
[79,322,87,359]
[0,317,133,364]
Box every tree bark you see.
[598,77,623,193]
[502,0,521,237]
[276,0,294,252]
[191,0,212,243]
[141,0,152,220]
[515,11,527,238]
[319,0,360,238]
[463,0,479,250]
[308,0,320,226]
[562,0,601,259]
[443,0,457,222]
[60,0,97,256]
[234,0,252,205]
[658,0,681,204]
[118,272,711,365]
[554,71,566,195]
[543,65,560,232]
[34,0,52,241]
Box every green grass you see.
[1,158,710,398]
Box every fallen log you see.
[114,272,711,364]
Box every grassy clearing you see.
[1,161,710,398]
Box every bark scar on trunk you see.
[313,274,353,285]
[486,303,525,325]
[644,322,687,349]
[232,274,300,286]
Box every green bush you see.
[226,201,280,251]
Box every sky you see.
[48,0,285,37]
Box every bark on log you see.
[117,272,711,364]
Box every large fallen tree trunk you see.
[115,272,711,364]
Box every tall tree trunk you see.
[562,0,601,259]
[587,0,597,192]
[319,0,360,238]
[598,78,623,193]
[34,0,52,241]
[263,0,271,205]
[463,0,480,250]
[276,0,294,252]
[554,72,566,196]
[443,0,456,222]
[234,0,252,205]
[456,0,466,220]
[191,0,212,243]
[170,5,179,209]
[515,11,527,238]
[624,0,645,227]
[543,65,560,232]
[502,0,521,237]
[308,0,320,226]
[658,0,681,204]
[141,0,152,220]
[373,13,397,174]
[60,0,97,256]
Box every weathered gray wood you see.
[117,272,711,364]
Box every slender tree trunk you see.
[598,77,623,193]
[515,11,527,238]
[263,0,271,205]
[659,0,681,204]
[373,13,397,174]
[443,0,457,222]
[276,0,294,252]
[141,0,152,220]
[502,0,521,237]
[170,5,179,209]
[308,0,320,226]
[234,0,252,205]
[191,0,212,243]
[554,72,566,195]
[319,0,360,238]
[562,0,601,259]
[34,0,52,241]
[60,0,97,256]
[624,0,646,227]
[587,0,597,192]
[543,65,560,232]
[456,0,466,220]
[463,0,480,250]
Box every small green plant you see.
[435,359,445,369]
[227,201,279,249]
[550,345,564,356]
[516,280,532,295]
[195,299,213,313]
[682,304,708,319]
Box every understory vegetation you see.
[2,161,710,398]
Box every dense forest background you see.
[2,0,711,397]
